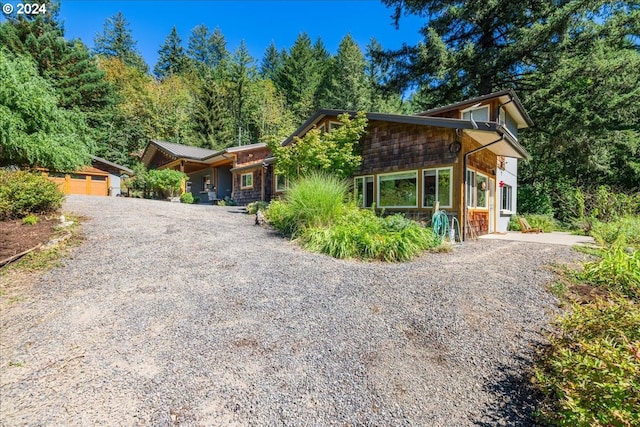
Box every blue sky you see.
[44,1,426,69]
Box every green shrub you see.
[518,183,554,216]
[22,214,39,225]
[590,216,640,248]
[302,207,439,261]
[0,170,64,219]
[246,201,269,215]
[180,192,194,204]
[266,173,440,261]
[535,298,640,427]
[146,169,187,198]
[580,244,640,300]
[525,214,560,232]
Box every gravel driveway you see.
[1,196,585,426]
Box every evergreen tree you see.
[0,51,94,171]
[318,34,369,111]
[228,40,258,145]
[94,11,148,74]
[365,38,404,113]
[277,33,324,121]
[192,72,234,149]
[154,26,189,79]
[187,24,229,73]
[260,41,285,81]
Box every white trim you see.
[461,105,490,120]
[240,172,253,189]
[422,167,453,209]
[476,172,488,209]
[377,170,418,209]
[354,175,374,208]
[275,174,288,192]
[328,121,342,131]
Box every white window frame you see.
[500,184,513,213]
[499,109,517,140]
[461,105,490,122]
[202,174,211,192]
[316,123,326,133]
[422,167,453,209]
[353,175,374,208]
[275,174,288,192]
[377,170,418,209]
[466,170,476,208]
[240,172,253,189]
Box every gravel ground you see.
[0,196,586,426]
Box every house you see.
[140,89,532,238]
[44,156,134,196]
[140,140,272,204]
[277,89,533,238]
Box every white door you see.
[489,178,495,233]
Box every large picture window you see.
[378,171,418,208]
[422,167,452,209]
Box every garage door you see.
[48,173,109,196]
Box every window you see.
[202,175,211,191]
[499,109,518,139]
[466,170,476,208]
[476,173,488,208]
[354,176,374,208]
[275,175,288,192]
[500,184,513,212]
[461,105,489,122]
[316,123,326,133]
[422,167,452,209]
[466,170,488,209]
[378,171,418,208]
[241,172,253,189]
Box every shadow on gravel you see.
[474,357,544,427]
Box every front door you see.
[488,178,495,233]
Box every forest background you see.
[1,0,638,219]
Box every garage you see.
[48,168,110,196]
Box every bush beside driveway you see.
[0,195,588,426]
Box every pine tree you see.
[228,40,257,145]
[94,11,148,74]
[365,38,403,113]
[192,73,234,149]
[277,33,324,121]
[260,41,285,81]
[318,34,369,111]
[154,26,189,79]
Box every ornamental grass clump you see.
[267,173,440,261]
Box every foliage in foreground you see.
[179,192,195,204]
[508,214,559,232]
[145,168,187,198]
[0,170,64,220]
[266,172,439,261]
[535,298,640,427]
[246,201,269,215]
[535,215,640,426]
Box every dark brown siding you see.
[358,121,458,175]
[232,167,264,205]
[235,147,271,165]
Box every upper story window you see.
[316,123,326,133]
[499,109,519,139]
[329,121,342,131]
[461,105,490,122]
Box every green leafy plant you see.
[145,168,187,198]
[535,298,640,427]
[246,201,269,215]
[22,214,39,225]
[590,216,640,248]
[180,192,194,204]
[580,244,640,300]
[0,170,64,220]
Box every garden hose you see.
[431,210,462,245]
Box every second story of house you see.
[416,89,534,140]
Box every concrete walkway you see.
[479,231,596,246]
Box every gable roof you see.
[91,156,134,176]
[141,140,270,167]
[281,109,530,159]
[417,89,534,129]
